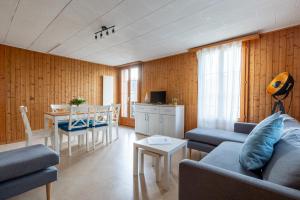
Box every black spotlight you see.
[112,28,115,33]
[95,34,97,40]
[100,33,103,38]
[106,30,109,36]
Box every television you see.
[150,91,166,104]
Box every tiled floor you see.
[0,126,201,200]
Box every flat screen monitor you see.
[150,91,166,104]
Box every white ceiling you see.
[1,0,300,66]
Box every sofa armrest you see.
[179,160,300,200]
[234,122,257,134]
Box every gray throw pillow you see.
[263,128,300,190]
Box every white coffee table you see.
[133,135,187,189]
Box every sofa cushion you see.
[0,144,59,182]
[185,128,247,146]
[263,122,300,190]
[200,141,261,178]
[187,140,215,153]
[0,166,57,200]
[281,114,300,130]
[58,121,88,132]
[239,112,283,171]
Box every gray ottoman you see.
[0,144,59,200]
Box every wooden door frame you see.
[119,65,142,127]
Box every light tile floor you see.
[0,126,201,200]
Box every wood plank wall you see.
[0,44,119,144]
[141,53,198,132]
[246,25,300,122]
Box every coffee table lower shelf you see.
[133,135,187,190]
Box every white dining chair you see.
[58,105,91,156]
[110,104,121,139]
[89,105,110,150]
[50,104,71,146]
[19,106,54,147]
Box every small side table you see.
[133,135,187,189]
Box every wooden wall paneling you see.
[141,52,198,132]
[294,26,300,120]
[0,46,6,144]
[265,33,273,117]
[240,42,249,122]
[253,38,260,123]
[248,41,255,122]
[5,46,11,143]
[0,44,119,144]
[259,34,267,121]
[246,25,300,122]
[10,47,17,142]
[286,28,295,116]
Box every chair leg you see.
[86,132,89,151]
[109,127,112,144]
[92,130,95,150]
[59,134,63,150]
[98,131,104,144]
[95,132,99,143]
[78,135,81,146]
[189,148,192,159]
[46,183,51,200]
[45,137,48,147]
[68,135,72,156]
[105,129,108,145]
[116,125,119,139]
[50,135,55,149]
[26,139,31,147]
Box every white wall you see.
[103,76,114,105]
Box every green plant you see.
[69,97,86,106]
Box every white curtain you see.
[197,41,242,131]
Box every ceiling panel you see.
[0,0,299,66]
[0,0,20,42]
[4,0,70,48]
[29,0,122,52]
[51,0,172,56]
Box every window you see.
[121,69,128,117]
[130,67,139,118]
[120,66,140,127]
[197,41,242,130]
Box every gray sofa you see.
[179,120,300,200]
[0,144,59,200]
[185,122,257,153]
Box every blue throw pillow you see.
[239,112,284,171]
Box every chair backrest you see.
[68,105,91,131]
[91,105,111,127]
[111,104,121,123]
[19,106,32,137]
[50,104,70,112]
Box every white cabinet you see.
[135,112,148,135]
[135,104,184,138]
[148,113,160,135]
[160,115,175,137]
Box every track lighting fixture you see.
[94,25,115,40]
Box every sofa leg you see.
[189,148,192,159]
[46,183,52,200]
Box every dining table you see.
[44,111,113,154]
